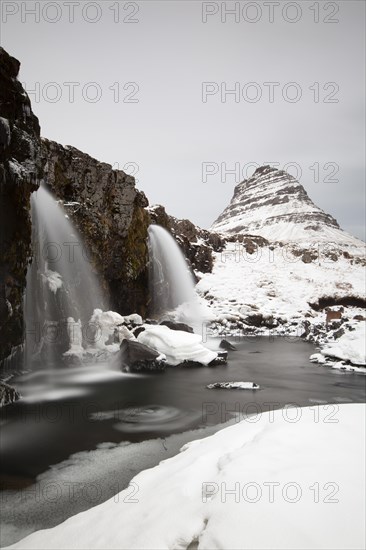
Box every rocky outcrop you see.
[148,204,225,275]
[0,48,42,363]
[219,339,237,351]
[40,141,233,315]
[40,138,150,316]
[0,381,20,407]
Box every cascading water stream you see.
[24,185,107,367]
[147,225,208,332]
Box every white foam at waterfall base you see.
[148,225,213,333]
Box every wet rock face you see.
[0,381,20,407]
[0,48,42,363]
[148,205,226,276]
[40,138,150,316]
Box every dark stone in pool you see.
[209,352,228,367]
[176,360,204,368]
[119,339,166,373]
[128,361,166,373]
[219,339,237,351]
[174,351,228,368]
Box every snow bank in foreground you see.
[9,404,365,550]
[321,322,366,366]
[137,325,217,366]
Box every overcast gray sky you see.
[1,0,365,239]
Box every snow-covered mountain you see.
[196,166,365,363]
[211,165,363,250]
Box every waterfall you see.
[24,186,107,366]
[147,225,206,332]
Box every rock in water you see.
[118,339,166,373]
[177,360,206,368]
[0,381,20,407]
[137,325,218,366]
[208,351,228,366]
[207,382,260,390]
[219,339,237,351]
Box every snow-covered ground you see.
[7,403,365,550]
[196,241,365,372]
[310,322,366,373]
[196,241,365,355]
[320,322,365,365]
[197,244,365,331]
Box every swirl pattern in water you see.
[90,405,201,433]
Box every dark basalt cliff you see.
[40,138,151,317]
[0,48,42,363]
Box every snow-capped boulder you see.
[137,325,218,366]
[123,313,143,326]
